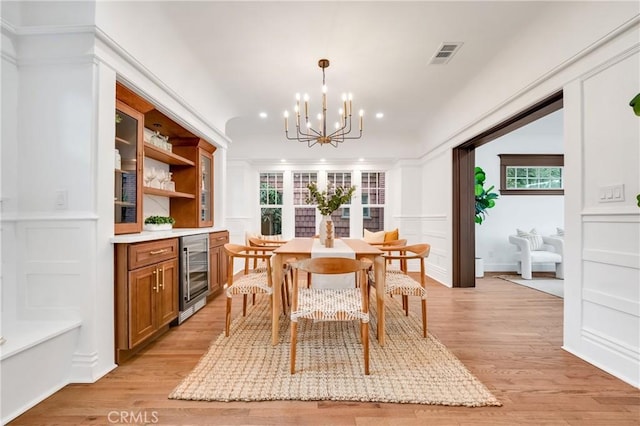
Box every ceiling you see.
[112,2,578,161]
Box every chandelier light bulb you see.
[284,111,289,118]
[317,113,322,121]
[296,93,301,101]
[322,85,327,94]
[303,94,309,102]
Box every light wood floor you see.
[10,274,640,425]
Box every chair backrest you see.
[369,238,407,247]
[380,243,431,276]
[292,257,371,275]
[224,243,274,278]
[381,243,430,259]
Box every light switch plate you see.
[598,184,624,203]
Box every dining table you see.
[271,238,387,346]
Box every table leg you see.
[374,254,385,346]
[272,253,283,345]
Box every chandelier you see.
[284,59,363,147]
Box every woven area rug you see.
[497,274,564,298]
[169,295,501,407]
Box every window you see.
[499,154,564,195]
[293,172,317,237]
[361,172,385,233]
[259,172,283,235]
[327,172,352,238]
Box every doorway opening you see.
[452,91,563,288]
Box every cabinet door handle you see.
[160,266,165,291]
[152,269,158,292]
[155,267,160,293]
[150,249,169,255]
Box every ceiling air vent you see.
[429,42,463,65]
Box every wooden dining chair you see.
[370,243,431,338]
[247,236,292,311]
[369,239,408,269]
[289,257,372,375]
[223,243,276,337]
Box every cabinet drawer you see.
[209,231,229,247]
[128,238,178,270]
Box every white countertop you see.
[110,227,227,244]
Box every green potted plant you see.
[475,167,499,224]
[306,182,356,244]
[474,166,499,277]
[144,215,176,231]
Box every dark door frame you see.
[451,91,564,288]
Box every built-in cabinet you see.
[171,140,215,228]
[113,83,224,363]
[209,231,229,295]
[115,238,179,363]
[114,101,143,234]
[115,82,216,234]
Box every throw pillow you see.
[363,229,385,244]
[516,228,544,251]
[556,227,565,236]
[384,228,399,242]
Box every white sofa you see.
[509,234,564,280]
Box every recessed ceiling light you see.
[375,112,384,119]
[259,112,268,118]
[320,158,326,162]
[359,158,365,162]
[280,159,286,163]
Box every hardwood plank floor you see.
[10,274,639,425]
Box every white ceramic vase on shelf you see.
[319,215,332,245]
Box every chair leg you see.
[290,321,298,374]
[243,294,248,316]
[363,321,370,375]
[225,297,232,337]
[403,295,409,316]
[281,281,288,313]
[421,299,427,338]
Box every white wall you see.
[0,1,231,421]
[564,47,640,388]
[419,149,451,285]
[475,110,564,272]
[419,16,640,387]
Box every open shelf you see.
[143,186,195,199]
[144,143,195,166]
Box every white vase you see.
[319,215,332,245]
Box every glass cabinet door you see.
[115,100,143,234]
[199,150,213,226]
